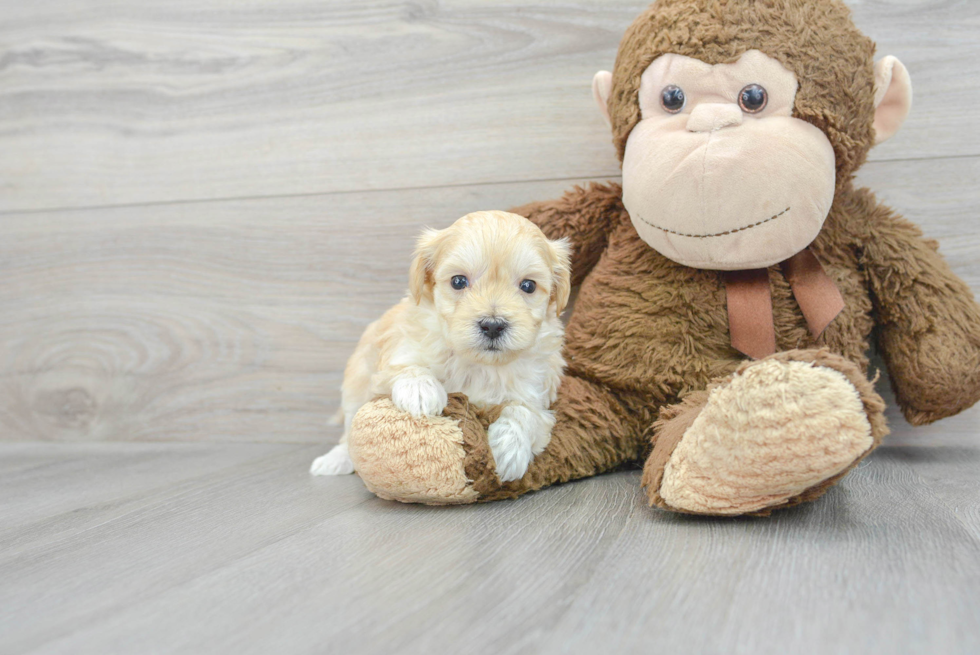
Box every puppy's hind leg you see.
[310,442,355,476]
[310,405,361,476]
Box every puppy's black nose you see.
[479,318,508,340]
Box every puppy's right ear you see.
[409,228,444,304]
[548,237,572,317]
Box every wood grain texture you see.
[1,0,979,211]
[0,443,375,654]
[0,433,977,655]
[0,441,294,539]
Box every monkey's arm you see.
[510,182,624,286]
[859,193,980,425]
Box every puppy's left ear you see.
[409,228,445,304]
[548,238,572,317]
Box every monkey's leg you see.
[642,349,888,516]
[346,374,653,505]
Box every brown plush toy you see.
[345,0,980,515]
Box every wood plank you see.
[0,442,374,654]
[1,430,976,655]
[1,0,978,211]
[0,441,296,547]
[529,454,980,655]
[874,385,980,541]
[1,155,977,443]
[0,443,636,654]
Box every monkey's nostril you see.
[478,318,509,340]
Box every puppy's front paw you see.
[310,443,355,476]
[529,408,556,455]
[391,375,448,417]
[487,413,534,483]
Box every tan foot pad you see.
[659,359,875,515]
[346,398,478,505]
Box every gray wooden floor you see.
[1,1,979,653]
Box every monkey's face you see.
[619,50,836,270]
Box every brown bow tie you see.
[723,249,845,359]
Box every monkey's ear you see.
[409,228,444,304]
[592,71,613,127]
[548,237,572,317]
[872,56,913,145]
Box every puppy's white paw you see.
[310,443,355,476]
[488,412,534,482]
[391,375,448,417]
[530,408,556,455]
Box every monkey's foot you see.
[346,394,499,505]
[641,350,888,516]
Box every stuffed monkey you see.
[345,0,980,515]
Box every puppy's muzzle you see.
[478,318,509,342]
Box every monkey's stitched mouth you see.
[636,206,791,238]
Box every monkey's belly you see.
[563,261,737,401]
[562,231,874,402]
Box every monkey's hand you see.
[509,182,625,287]
[862,200,980,425]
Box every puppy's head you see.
[409,210,571,364]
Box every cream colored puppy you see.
[310,210,571,482]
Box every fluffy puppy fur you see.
[310,210,571,481]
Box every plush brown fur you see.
[475,171,978,509]
[347,0,980,515]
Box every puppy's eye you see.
[660,85,686,113]
[450,275,468,290]
[519,280,536,294]
[738,84,768,113]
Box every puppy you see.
[310,210,571,482]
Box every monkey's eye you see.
[738,84,768,113]
[451,275,468,290]
[519,280,536,294]
[660,85,686,113]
